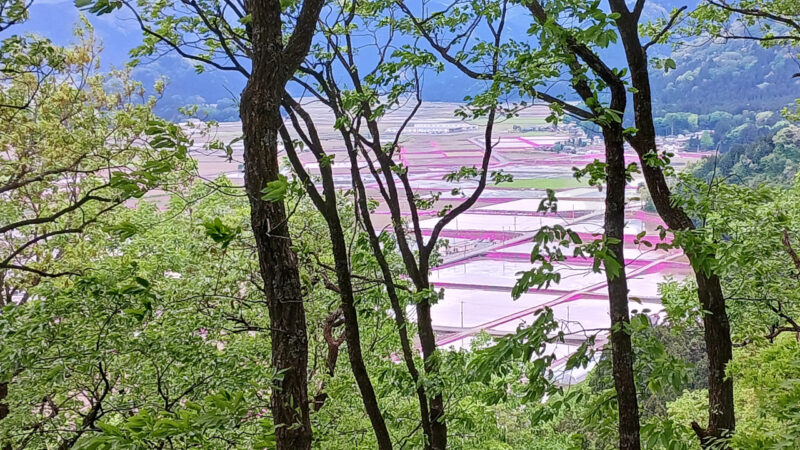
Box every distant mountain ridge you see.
[650,36,800,115]
[13,1,799,121]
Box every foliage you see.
[0,182,277,448]
[668,173,800,342]
[1,170,542,448]
[0,23,192,284]
[667,336,800,449]
[693,125,800,186]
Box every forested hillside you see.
[693,125,800,185]
[15,1,797,123]
[650,35,799,115]
[154,32,800,122]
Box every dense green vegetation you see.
[649,36,799,117]
[654,110,788,143]
[693,125,800,185]
[2,0,800,449]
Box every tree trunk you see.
[279,93,395,447]
[348,149,434,446]
[692,272,735,443]
[602,124,642,450]
[550,10,642,440]
[415,295,447,450]
[240,5,314,448]
[240,102,313,449]
[325,208,394,449]
[610,4,735,444]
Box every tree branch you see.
[643,6,688,52]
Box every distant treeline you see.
[656,109,787,142]
[693,125,800,186]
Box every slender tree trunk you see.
[602,124,642,450]
[240,5,315,448]
[280,95,393,447]
[347,60,447,446]
[281,94,395,447]
[348,148,435,447]
[549,10,642,439]
[325,208,394,449]
[358,128,447,448]
[414,291,447,450]
[692,272,735,442]
[610,5,735,443]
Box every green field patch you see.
[470,116,549,126]
[498,177,587,189]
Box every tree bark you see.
[609,3,735,443]
[325,210,394,449]
[545,5,642,439]
[414,289,447,450]
[279,94,394,448]
[691,272,735,443]
[602,124,642,450]
[239,2,323,448]
[348,146,435,446]
[240,97,312,449]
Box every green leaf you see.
[262,175,289,202]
